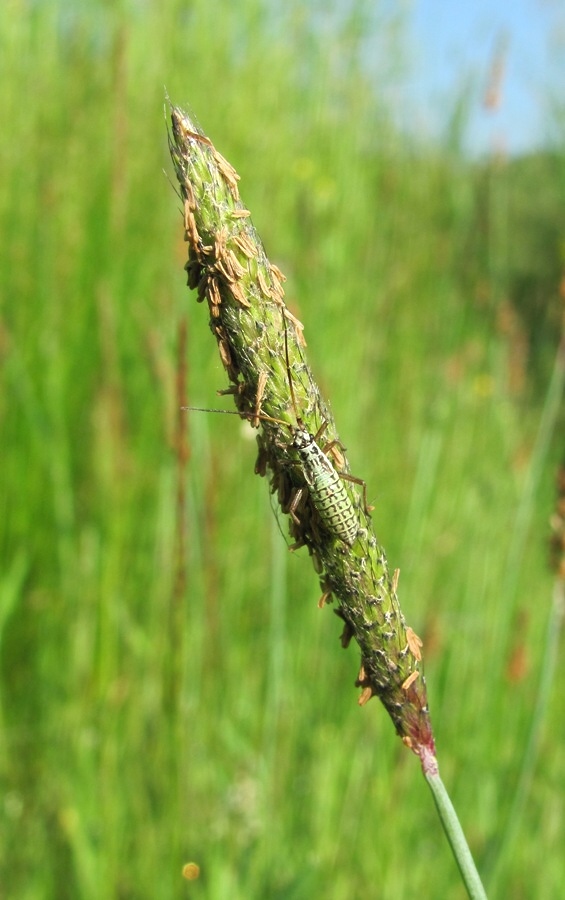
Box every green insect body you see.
[292,427,359,546]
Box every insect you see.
[187,313,370,547]
[282,418,362,546]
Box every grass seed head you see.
[169,102,435,761]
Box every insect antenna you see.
[281,310,330,435]
[182,404,290,432]
[282,311,303,427]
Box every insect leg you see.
[312,420,329,443]
[288,486,306,525]
[318,434,373,516]
[338,471,374,515]
[252,371,268,427]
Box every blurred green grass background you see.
[2,1,565,897]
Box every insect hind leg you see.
[339,471,374,516]
[321,436,374,516]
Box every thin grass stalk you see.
[484,335,565,889]
[485,578,564,895]
[168,316,189,715]
[425,767,488,900]
[167,100,487,897]
[503,330,565,602]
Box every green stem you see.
[423,754,488,900]
[484,577,565,890]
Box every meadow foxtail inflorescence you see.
[168,102,436,768]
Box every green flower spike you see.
[168,102,435,764]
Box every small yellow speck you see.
[182,862,200,881]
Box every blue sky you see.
[406,0,565,154]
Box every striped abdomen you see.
[293,430,359,546]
